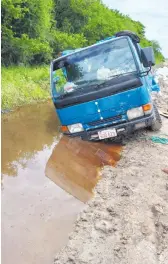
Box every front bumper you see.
[64,112,155,141]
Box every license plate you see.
[98,128,117,140]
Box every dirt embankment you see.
[54,67,168,264]
[154,63,168,113]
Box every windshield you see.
[52,38,137,96]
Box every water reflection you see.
[1,102,60,176]
[45,136,122,202]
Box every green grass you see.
[1,66,50,109]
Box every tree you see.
[1,0,164,65]
[1,0,53,65]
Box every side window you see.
[53,69,67,94]
[66,64,84,82]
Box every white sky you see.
[103,0,168,58]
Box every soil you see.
[54,68,168,264]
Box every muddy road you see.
[1,103,122,264]
[55,118,168,264]
[53,67,168,264]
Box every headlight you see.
[127,107,144,120]
[68,123,84,133]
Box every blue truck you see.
[50,31,162,141]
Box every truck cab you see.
[50,31,162,141]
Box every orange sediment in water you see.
[45,136,122,202]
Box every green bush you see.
[51,30,87,58]
[2,0,165,66]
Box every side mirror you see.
[141,47,155,67]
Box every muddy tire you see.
[149,104,162,131]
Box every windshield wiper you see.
[55,84,87,99]
[108,70,137,80]
[55,82,98,99]
[95,71,138,88]
[55,91,73,99]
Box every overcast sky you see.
[103,0,168,58]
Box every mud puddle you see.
[1,102,122,264]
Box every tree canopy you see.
[1,0,164,65]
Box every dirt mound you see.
[154,65,168,112]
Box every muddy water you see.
[46,136,122,202]
[1,102,122,264]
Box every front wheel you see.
[148,104,162,131]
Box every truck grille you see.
[88,115,122,126]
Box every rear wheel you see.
[148,104,162,131]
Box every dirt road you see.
[54,70,168,264]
